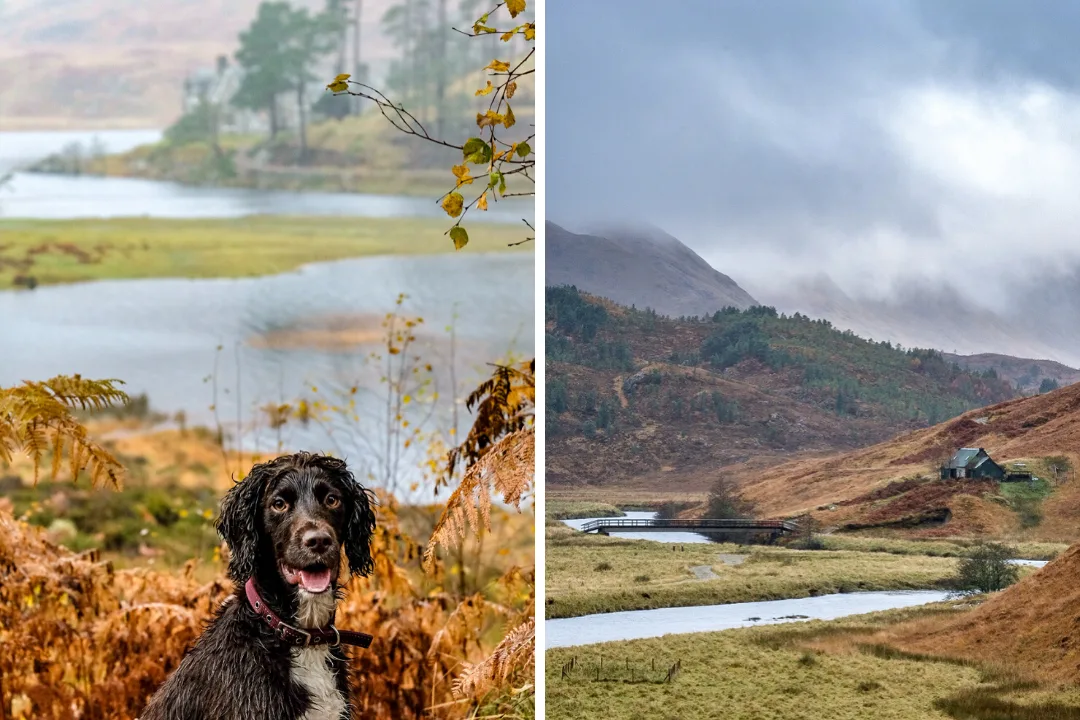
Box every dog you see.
[139,452,376,720]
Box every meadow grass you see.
[0,216,525,289]
[546,604,1080,720]
[545,528,974,619]
[818,534,1067,561]
[546,499,624,520]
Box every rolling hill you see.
[545,286,1018,499]
[896,540,1080,683]
[942,352,1080,396]
[0,0,396,129]
[736,380,1080,542]
[546,222,758,318]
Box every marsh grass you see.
[546,531,967,619]
[546,499,623,520]
[0,216,525,289]
[817,534,1066,561]
[547,604,1080,720]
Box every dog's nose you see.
[303,529,334,554]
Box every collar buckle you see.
[278,621,312,647]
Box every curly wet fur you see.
[139,453,376,720]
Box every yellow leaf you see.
[493,150,507,161]
[333,73,351,82]
[442,192,464,217]
[326,81,348,92]
[477,192,488,211]
[450,226,468,250]
[485,59,511,73]
[506,81,518,99]
[506,0,526,18]
[452,164,473,187]
[475,80,495,96]
[503,105,516,129]
[477,110,503,129]
[523,23,535,41]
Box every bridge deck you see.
[579,518,799,534]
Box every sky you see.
[547,0,1080,307]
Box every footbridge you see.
[579,517,800,537]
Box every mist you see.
[548,0,1080,326]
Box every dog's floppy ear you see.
[216,461,272,584]
[317,455,376,577]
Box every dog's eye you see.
[271,497,289,512]
[325,494,341,509]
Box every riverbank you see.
[546,507,1062,619]
[546,600,1080,720]
[25,105,534,199]
[51,139,452,198]
[0,216,525,290]
[546,523,966,619]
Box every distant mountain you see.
[0,0,395,129]
[752,272,1080,368]
[942,353,1080,395]
[546,221,758,318]
[545,287,1018,493]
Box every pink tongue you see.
[298,568,332,593]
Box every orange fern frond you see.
[452,617,535,700]
[425,358,534,570]
[0,375,127,487]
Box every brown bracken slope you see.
[895,542,1080,683]
[739,381,1080,540]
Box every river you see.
[0,129,534,500]
[546,590,953,648]
[554,512,1048,647]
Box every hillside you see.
[546,222,758,318]
[895,541,1080,684]
[942,352,1080,395]
[546,286,1018,498]
[0,0,395,129]
[737,381,1080,542]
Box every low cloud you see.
[549,0,1080,313]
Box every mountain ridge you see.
[545,221,759,318]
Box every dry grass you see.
[545,529,968,619]
[546,500,623,520]
[889,541,1080,686]
[546,606,985,720]
[818,534,1067,561]
[738,385,1080,537]
[547,601,1080,720]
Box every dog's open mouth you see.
[281,563,333,593]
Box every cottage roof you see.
[946,447,984,469]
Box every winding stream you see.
[546,590,953,648]
[554,512,1048,648]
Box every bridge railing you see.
[579,518,799,533]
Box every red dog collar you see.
[244,577,373,649]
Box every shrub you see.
[953,542,1020,595]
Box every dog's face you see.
[263,465,347,594]
[217,453,376,592]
